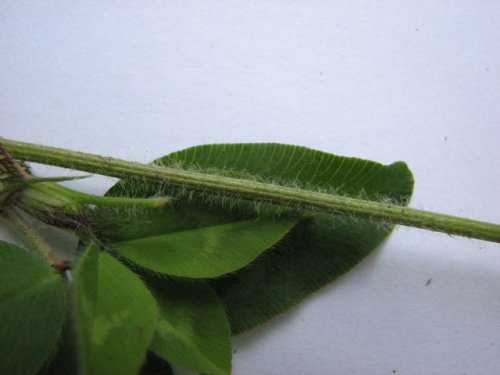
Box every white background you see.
[1,2,500,374]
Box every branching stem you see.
[2,138,500,243]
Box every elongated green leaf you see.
[0,241,67,375]
[100,143,413,334]
[180,144,413,334]
[149,279,231,375]
[73,244,158,375]
[113,219,296,278]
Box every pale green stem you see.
[59,187,170,208]
[18,180,170,216]
[2,207,60,264]
[2,138,500,243]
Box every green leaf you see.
[150,280,232,375]
[113,219,296,278]
[0,241,67,375]
[73,243,158,375]
[92,157,298,278]
[98,143,413,334]
[189,144,413,334]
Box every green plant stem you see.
[3,138,500,243]
[2,207,60,264]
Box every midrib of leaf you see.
[115,218,268,241]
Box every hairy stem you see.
[3,138,500,243]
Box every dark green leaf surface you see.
[100,143,413,334]
[0,241,67,375]
[162,144,413,334]
[113,219,296,278]
[150,280,232,375]
[73,244,158,375]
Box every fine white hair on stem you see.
[86,156,407,237]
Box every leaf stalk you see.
[57,187,170,208]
